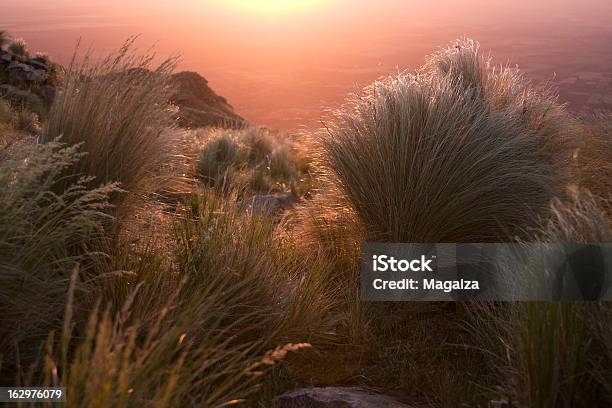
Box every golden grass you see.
[2,36,611,407]
[42,38,179,214]
[321,38,573,243]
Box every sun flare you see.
[225,0,323,15]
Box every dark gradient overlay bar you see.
[361,243,612,301]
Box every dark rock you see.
[273,387,414,408]
[28,57,49,71]
[0,51,12,64]
[243,193,298,216]
[36,85,56,106]
[170,71,245,129]
[489,400,512,408]
[7,61,48,82]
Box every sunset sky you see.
[3,0,612,129]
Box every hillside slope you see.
[170,71,245,129]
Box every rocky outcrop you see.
[0,50,55,110]
[7,60,48,82]
[273,387,415,408]
[0,50,241,128]
[0,51,50,83]
[170,71,245,129]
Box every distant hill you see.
[170,71,245,129]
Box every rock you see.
[489,400,512,408]
[28,57,49,71]
[36,84,56,106]
[7,61,48,82]
[244,193,298,216]
[273,387,414,408]
[0,51,12,64]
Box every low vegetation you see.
[0,35,611,407]
[195,126,311,196]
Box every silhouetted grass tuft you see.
[322,39,572,242]
[42,38,179,214]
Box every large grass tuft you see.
[42,38,178,212]
[322,39,573,242]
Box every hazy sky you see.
[3,1,612,129]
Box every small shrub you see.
[8,38,28,58]
[195,127,311,195]
[196,131,239,184]
[243,126,275,164]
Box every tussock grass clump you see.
[243,126,275,164]
[175,190,369,388]
[0,140,118,375]
[196,126,310,195]
[289,191,363,275]
[323,71,568,242]
[542,189,612,242]
[175,190,335,342]
[42,38,178,211]
[321,38,573,243]
[426,38,576,180]
[19,186,319,406]
[196,131,239,185]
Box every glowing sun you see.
[226,0,323,15]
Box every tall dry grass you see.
[295,37,598,406]
[577,111,612,218]
[174,189,339,344]
[3,34,611,407]
[0,140,118,379]
[321,38,573,243]
[33,265,309,407]
[467,192,612,406]
[175,189,370,388]
[42,38,179,213]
